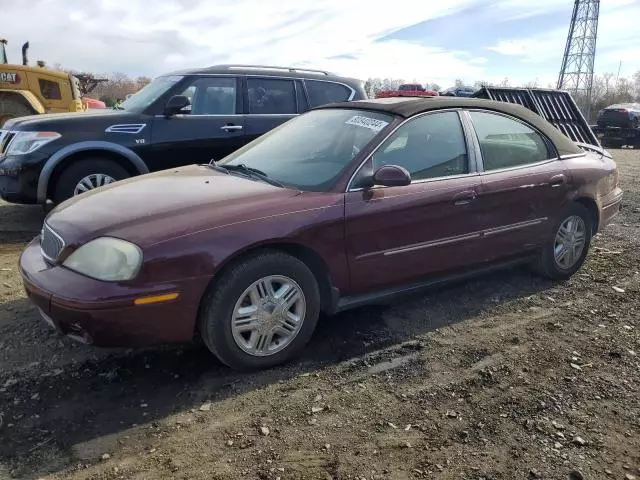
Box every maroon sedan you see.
[19,97,623,370]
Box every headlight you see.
[63,237,142,281]
[5,131,61,155]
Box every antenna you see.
[557,0,600,120]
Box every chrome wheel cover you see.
[74,174,116,195]
[554,215,587,269]
[231,275,306,357]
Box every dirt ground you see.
[0,150,638,480]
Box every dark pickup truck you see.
[0,64,367,206]
[591,103,640,149]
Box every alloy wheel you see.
[554,215,587,269]
[74,173,116,195]
[231,275,306,357]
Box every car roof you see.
[163,64,363,84]
[316,97,584,157]
[605,103,640,110]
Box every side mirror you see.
[163,95,190,116]
[371,165,412,187]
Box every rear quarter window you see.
[305,80,352,108]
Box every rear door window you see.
[305,80,352,108]
[247,78,296,114]
[469,111,551,170]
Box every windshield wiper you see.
[212,162,285,188]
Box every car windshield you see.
[119,75,184,112]
[217,109,394,191]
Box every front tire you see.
[198,251,321,371]
[533,202,593,280]
[53,158,129,204]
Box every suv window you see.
[177,77,237,115]
[371,111,469,181]
[39,79,62,100]
[247,78,296,114]
[469,111,551,170]
[305,80,352,108]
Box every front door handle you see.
[452,190,477,206]
[221,124,243,132]
[549,174,566,187]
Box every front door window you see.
[177,77,238,115]
[372,111,469,180]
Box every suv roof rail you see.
[212,64,333,76]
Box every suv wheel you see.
[53,158,129,204]
[533,202,593,280]
[198,251,321,371]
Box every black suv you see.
[0,65,366,205]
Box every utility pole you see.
[557,0,600,120]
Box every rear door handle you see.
[549,174,566,187]
[452,190,477,206]
[221,124,243,132]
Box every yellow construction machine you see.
[0,39,85,126]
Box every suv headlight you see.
[5,131,61,155]
[63,237,143,281]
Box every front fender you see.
[37,141,150,203]
[0,89,45,114]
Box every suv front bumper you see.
[0,153,48,204]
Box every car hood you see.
[46,165,303,247]
[3,110,133,131]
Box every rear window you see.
[305,80,352,108]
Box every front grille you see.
[40,223,65,262]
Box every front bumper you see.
[19,238,206,347]
[0,153,47,204]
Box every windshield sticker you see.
[345,115,389,132]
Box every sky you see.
[3,0,640,89]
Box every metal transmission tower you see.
[557,0,600,119]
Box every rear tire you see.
[533,202,593,280]
[198,251,321,371]
[52,158,129,204]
